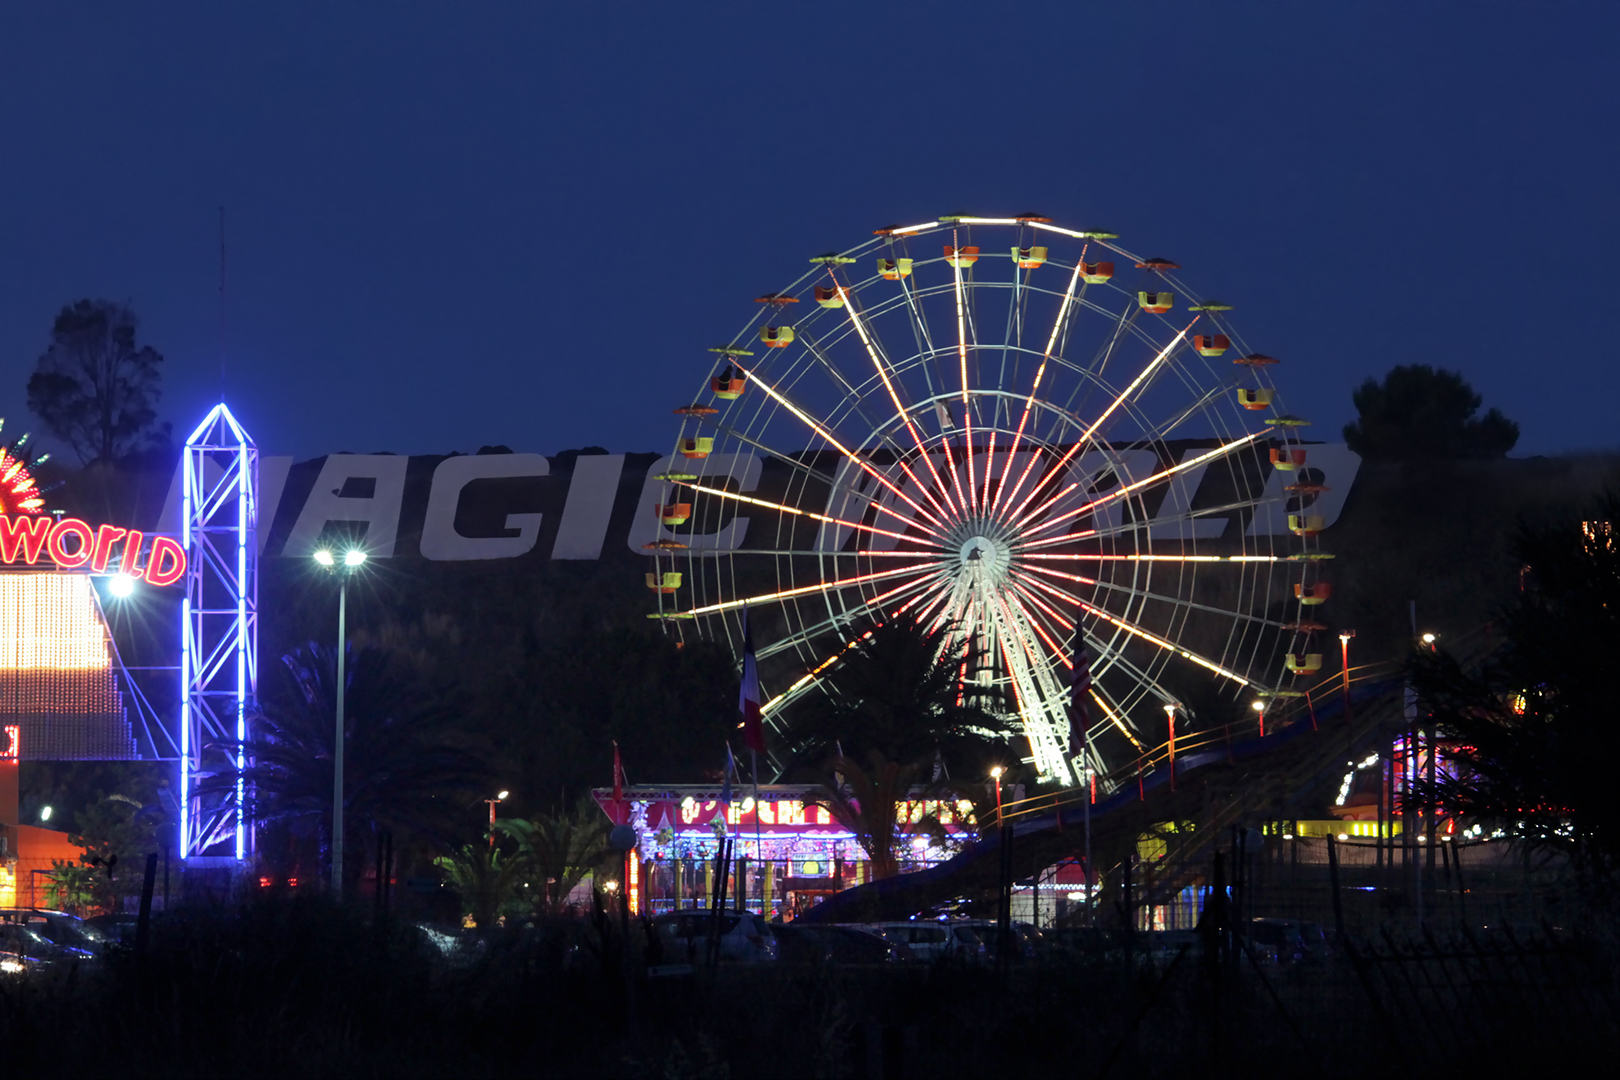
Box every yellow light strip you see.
[1003,322,1195,529]
[1019,431,1268,546]
[835,285,957,524]
[735,362,951,540]
[675,480,936,547]
[761,581,943,715]
[1019,553,1282,563]
[1077,597,1250,687]
[991,259,1085,520]
[675,563,937,619]
[953,258,977,513]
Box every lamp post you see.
[484,790,509,849]
[990,766,1004,826]
[1340,630,1356,723]
[1164,703,1178,792]
[314,548,367,897]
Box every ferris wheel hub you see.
[952,530,1012,585]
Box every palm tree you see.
[236,644,491,890]
[783,612,1015,775]
[433,844,526,929]
[808,751,957,880]
[494,796,611,914]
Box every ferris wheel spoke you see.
[948,257,983,513]
[1085,683,1147,753]
[828,283,961,524]
[1074,595,1252,687]
[1024,563,1282,628]
[989,260,1084,521]
[666,563,943,619]
[1020,551,1283,565]
[1016,430,1268,544]
[755,573,945,664]
[998,322,1196,531]
[730,361,954,538]
[759,580,948,719]
[672,479,943,548]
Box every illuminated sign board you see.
[0,515,186,586]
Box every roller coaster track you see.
[800,628,1496,924]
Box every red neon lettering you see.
[145,536,187,587]
[0,515,55,564]
[47,518,95,569]
[119,529,145,577]
[90,525,128,573]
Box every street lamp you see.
[314,547,368,897]
[990,766,1004,825]
[1340,630,1356,723]
[484,790,509,849]
[1164,703,1178,792]
[1251,699,1266,738]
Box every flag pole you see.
[1083,730,1094,928]
[751,748,762,910]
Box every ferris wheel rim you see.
[650,216,1323,786]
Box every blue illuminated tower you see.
[179,405,258,859]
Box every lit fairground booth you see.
[0,405,256,906]
[591,784,982,920]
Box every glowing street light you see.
[39,805,52,822]
[1164,703,1179,791]
[990,766,1005,824]
[314,548,369,897]
[484,790,510,849]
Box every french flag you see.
[740,608,766,753]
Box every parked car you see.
[1246,918,1330,967]
[865,921,985,962]
[85,913,143,948]
[960,919,1043,962]
[0,909,101,962]
[771,924,912,966]
[1042,927,1129,964]
[0,920,94,967]
[650,909,777,964]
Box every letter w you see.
[0,515,54,564]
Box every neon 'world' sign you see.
[0,515,187,587]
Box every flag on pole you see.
[612,740,625,803]
[722,744,736,805]
[740,608,766,753]
[1068,625,1093,758]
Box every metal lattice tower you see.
[180,405,258,859]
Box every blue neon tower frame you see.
[180,404,258,859]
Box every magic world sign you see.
[0,515,187,585]
[152,442,1361,563]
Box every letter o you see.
[47,518,94,569]
[144,536,188,587]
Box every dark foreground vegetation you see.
[1,894,1614,1079]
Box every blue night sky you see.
[2,2,1615,460]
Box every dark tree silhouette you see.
[809,752,958,880]
[1343,364,1518,460]
[27,299,170,464]
[239,644,491,888]
[1407,492,1620,879]
[783,612,1015,773]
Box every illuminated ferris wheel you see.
[646,216,1328,788]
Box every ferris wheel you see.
[645,215,1327,788]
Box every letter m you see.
[0,515,54,564]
